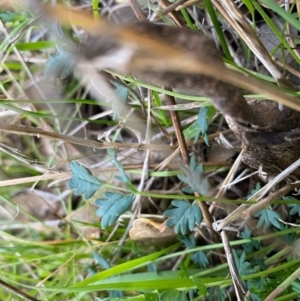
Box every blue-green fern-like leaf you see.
[233,250,254,276]
[178,156,210,195]
[95,192,134,229]
[208,287,227,301]
[288,203,300,216]
[285,196,300,216]
[45,45,76,80]
[194,106,209,145]
[191,251,209,268]
[92,252,110,269]
[178,234,196,249]
[164,200,202,235]
[248,277,266,296]
[108,290,124,299]
[250,259,266,272]
[239,225,261,254]
[67,161,101,199]
[292,279,300,295]
[279,224,296,244]
[253,208,281,231]
[110,81,129,120]
[186,106,215,145]
[247,182,261,198]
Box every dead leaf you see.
[129,218,175,241]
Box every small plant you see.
[2,1,300,301]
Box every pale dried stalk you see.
[215,0,283,82]
[221,230,247,301]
